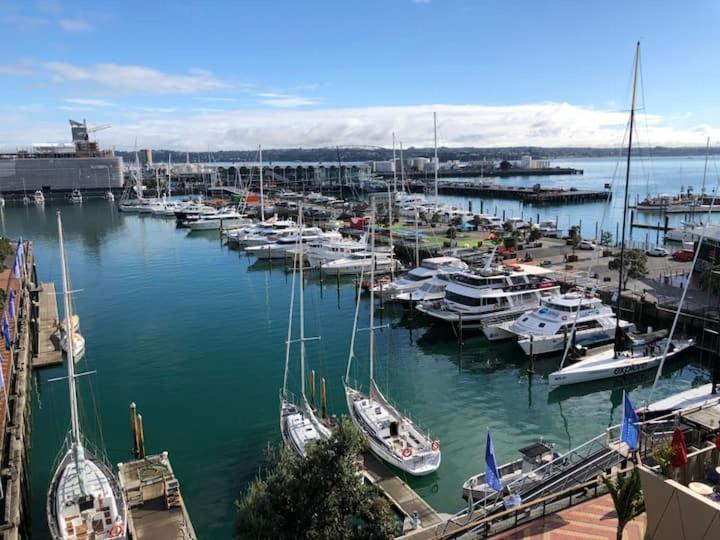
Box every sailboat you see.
[280,208,331,457]
[548,43,693,388]
[47,211,127,539]
[344,206,441,476]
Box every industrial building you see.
[0,120,123,200]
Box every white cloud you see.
[255,92,319,108]
[194,96,238,102]
[0,64,33,76]
[65,98,115,107]
[2,102,718,151]
[58,18,92,32]
[40,62,231,94]
[137,106,177,113]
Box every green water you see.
[2,200,710,539]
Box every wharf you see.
[361,452,443,533]
[34,281,62,367]
[117,452,197,540]
[376,167,584,180]
[436,183,609,204]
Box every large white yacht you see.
[416,265,559,329]
[371,257,468,300]
[306,234,369,268]
[225,217,296,246]
[246,229,341,259]
[483,291,636,355]
[186,210,250,231]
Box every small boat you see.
[59,314,81,334]
[344,208,440,476]
[34,190,45,205]
[639,383,720,418]
[186,211,250,231]
[69,189,83,204]
[394,274,453,303]
[105,190,115,201]
[369,256,468,300]
[22,195,31,205]
[48,211,127,540]
[0,193,5,207]
[60,331,86,363]
[321,250,400,276]
[462,442,559,501]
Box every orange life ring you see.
[109,524,123,538]
[432,440,440,451]
[402,447,413,458]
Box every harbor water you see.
[5,156,716,539]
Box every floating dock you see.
[117,452,196,540]
[361,452,442,534]
[33,281,62,367]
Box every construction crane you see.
[88,123,112,134]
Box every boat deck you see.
[117,453,196,540]
[360,451,442,532]
[33,281,62,367]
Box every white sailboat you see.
[548,43,695,388]
[280,209,331,457]
[34,190,46,205]
[344,207,441,476]
[47,211,127,540]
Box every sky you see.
[2,0,720,151]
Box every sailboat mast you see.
[259,145,265,222]
[57,211,86,495]
[399,141,406,193]
[298,208,307,403]
[392,133,397,195]
[434,111,439,209]
[168,153,172,199]
[369,204,376,384]
[614,41,640,355]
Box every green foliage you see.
[610,249,648,288]
[0,237,12,270]
[503,233,518,250]
[601,230,614,246]
[450,216,463,227]
[502,219,514,233]
[446,226,457,239]
[235,419,399,540]
[471,215,484,228]
[489,234,503,246]
[652,444,673,477]
[602,468,645,540]
[528,226,542,242]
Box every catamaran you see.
[47,211,127,540]
[483,291,635,356]
[344,208,440,476]
[280,211,331,457]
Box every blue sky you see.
[1,0,719,150]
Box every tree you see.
[235,419,398,540]
[528,226,542,242]
[503,219,514,233]
[450,216,463,227]
[601,230,614,247]
[0,237,12,270]
[609,249,648,288]
[503,231,520,250]
[499,160,512,170]
[602,468,645,540]
[446,226,457,239]
[472,214,485,229]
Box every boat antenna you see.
[57,211,87,496]
[614,41,640,357]
[648,147,719,401]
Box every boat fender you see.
[402,447,413,458]
[432,440,440,451]
[109,524,123,538]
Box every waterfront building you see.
[138,148,153,168]
[0,120,123,199]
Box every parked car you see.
[646,247,669,257]
[672,249,694,262]
[578,240,596,250]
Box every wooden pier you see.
[361,452,443,533]
[33,282,62,368]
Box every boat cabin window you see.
[389,421,399,437]
[78,495,95,512]
[406,273,428,282]
[509,275,527,285]
[445,291,497,306]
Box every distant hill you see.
[117,146,714,164]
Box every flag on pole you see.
[7,291,15,320]
[1,315,10,350]
[621,391,640,450]
[485,431,502,492]
[15,240,23,265]
[11,257,20,280]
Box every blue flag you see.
[7,291,15,320]
[485,431,502,492]
[1,315,10,350]
[15,240,23,264]
[621,392,640,450]
[11,257,20,280]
